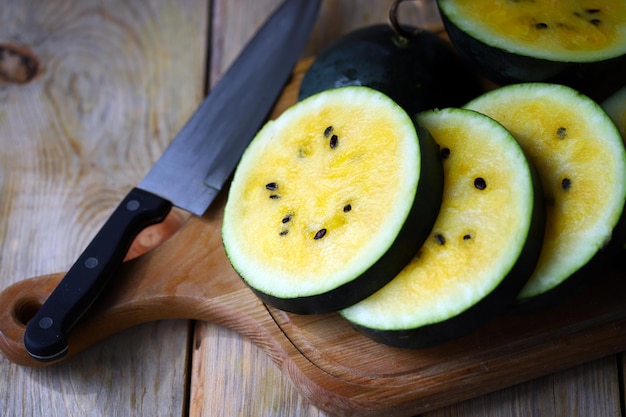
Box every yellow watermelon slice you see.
[222,87,443,314]
[341,108,544,347]
[466,83,626,309]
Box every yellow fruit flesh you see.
[223,88,419,298]
[440,0,626,61]
[466,84,626,299]
[343,109,533,329]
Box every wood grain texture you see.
[0,0,207,416]
[190,324,327,417]
[423,356,623,417]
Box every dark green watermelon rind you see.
[439,10,568,83]
[511,196,626,314]
[298,24,482,115]
[248,124,444,315]
[602,87,626,259]
[438,4,626,102]
[348,138,547,349]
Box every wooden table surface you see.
[0,1,624,416]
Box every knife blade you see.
[23,0,320,362]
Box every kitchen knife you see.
[23,0,320,362]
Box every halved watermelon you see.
[298,24,482,116]
[341,108,544,348]
[438,0,626,97]
[466,83,626,309]
[222,87,443,314]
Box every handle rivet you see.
[38,316,54,329]
[126,200,140,211]
[85,257,98,269]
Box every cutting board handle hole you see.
[12,297,42,327]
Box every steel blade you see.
[139,0,320,215]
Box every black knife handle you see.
[24,187,172,361]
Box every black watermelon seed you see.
[556,127,567,139]
[343,204,352,212]
[265,182,278,191]
[590,18,601,26]
[314,229,327,240]
[535,22,548,29]
[441,147,451,159]
[329,134,338,149]
[586,8,600,14]
[435,234,446,245]
[324,126,333,137]
[279,230,289,236]
[269,194,280,199]
[474,177,487,190]
[282,214,292,223]
[463,234,472,240]
[561,177,571,190]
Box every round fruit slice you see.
[298,24,482,116]
[438,0,626,92]
[222,86,443,314]
[466,83,626,309]
[341,108,544,348]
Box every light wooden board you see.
[0,0,206,416]
[425,356,623,416]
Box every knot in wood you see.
[0,43,39,84]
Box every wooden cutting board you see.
[1,58,625,417]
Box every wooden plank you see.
[194,1,421,415]
[208,0,415,86]
[0,320,190,417]
[190,323,327,417]
[0,0,207,416]
[424,356,622,416]
[198,1,326,414]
